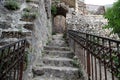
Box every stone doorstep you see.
[41,57,74,67]
[44,46,70,51]
[32,66,80,80]
[44,50,74,58]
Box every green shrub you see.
[63,32,67,39]
[23,8,31,12]
[22,12,37,21]
[4,0,20,10]
[26,0,32,2]
[22,12,29,18]
[30,13,37,19]
[104,0,120,37]
[52,32,56,35]
[23,52,28,70]
[51,5,57,15]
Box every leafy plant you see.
[52,32,56,35]
[112,54,120,78]
[26,0,32,2]
[22,12,29,18]
[23,8,31,12]
[72,57,84,78]
[22,12,37,21]
[63,32,67,39]
[104,0,120,37]
[23,51,29,70]
[4,0,20,10]
[51,5,57,15]
[46,40,50,45]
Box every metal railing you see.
[0,38,26,80]
[68,30,120,80]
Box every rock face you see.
[65,1,119,40]
[0,0,52,80]
[0,21,11,29]
[66,8,119,40]
[23,0,52,79]
[0,0,52,53]
[77,0,86,14]
[60,0,76,8]
[96,6,105,15]
[86,4,105,15]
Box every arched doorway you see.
[53,15,66,33]
[52,3,68,34]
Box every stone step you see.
[44,50,74,58]
[1,30,32,38]
[33,66,80,80]
[42,57,74,67]
[52,34,63,40]
[23,23,34,31]
[32,76,63,80]
[0,38,18,46]
[48,41,68,47]
[44,46,70,51]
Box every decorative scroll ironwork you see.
[0,38,26,80]
[68,30,120,80]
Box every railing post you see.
[117,43,120,79]
[73,40,76,52]
[19,59,24,80]
[68,30,120,80]
[86,34,91,80]
[19,40,26,80]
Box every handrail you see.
[0,38,26,80]
[0,38,26,50]
[68,30,120,80]
[69,30,120,43]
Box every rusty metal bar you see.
[86,34,91,80]
[68,30,120,80]
[0,38,26,80]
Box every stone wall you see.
[32,0,52,63]
[24,0,52,79]
[86,4,105,15]
[66,9,119,40]
[77,0,86,14]
[0,0,52,79]
[60,0,76,8]
[52,0,75,7]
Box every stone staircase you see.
[32,34,82,80]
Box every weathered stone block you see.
[23,23,34,31]
[0,21,11,29]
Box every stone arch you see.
[52,3,68,33]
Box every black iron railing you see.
[68,30,120,80]
[0,38,26,80]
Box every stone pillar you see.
[44,0,51,19]
[75,0,78,13]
